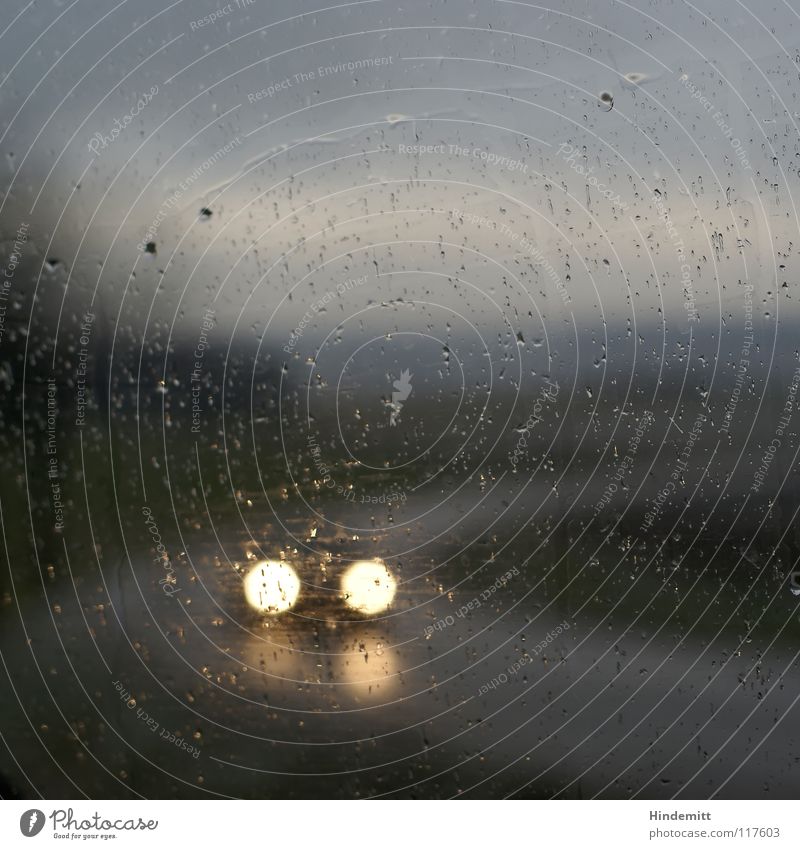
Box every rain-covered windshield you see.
[1,0,799,803]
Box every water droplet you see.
[624,72,647,84]
[598,91,614,111]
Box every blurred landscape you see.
[1,0,799,800]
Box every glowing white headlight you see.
[244,560,300,613]
[341,561,396,614]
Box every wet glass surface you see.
[1,0,799,799]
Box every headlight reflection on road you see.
[244,560,301,613]
[341,561,397,614]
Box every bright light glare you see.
[244,560,300,613]
[341,561,396,614]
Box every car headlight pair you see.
[243,559,396,615]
